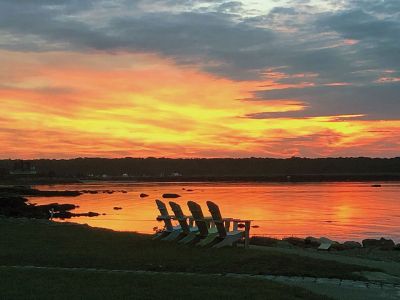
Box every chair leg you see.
[178,232,198,244]
[161,230,182,241]
[213,233,243,248]
[152,231,169,240]
[197,233,219,247]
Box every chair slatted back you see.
[206,201,227,238]
[187,201,209,237]
[169,201,190,234]
[155,199,173,231]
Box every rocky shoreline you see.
[250,236,400,252]
[0,186,99,219]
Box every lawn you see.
[0,219,375,280]
[0,267,331,300]
[0,218,379,299]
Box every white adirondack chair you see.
[206,201,251,248]
[169,201,199,243]
[154,199,181,240]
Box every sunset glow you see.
[1,0,399,158]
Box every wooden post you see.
[224,220,231,232]
[244,221,251,249]
[233,221,238,231]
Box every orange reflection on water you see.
[32,182,400,242]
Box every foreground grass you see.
[0,218,376,280]
[0,267,331,300]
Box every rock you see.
[186,189,194,192]
[122,191,128,194]
[83,212,99,217]
[0,186,82,197]
[362,238,395,250]
[140,193,149,198]
[305,236,321,248]
[162,193,181,198]
[113,207,123,210]
[343,241,362,249]
[70,211,100,218]
[315,237,338,251]
[282,237,306,248]
[250,236,279,247]
[319,237,337,245]
[41,203,77,211]
[0,194,81,219]
[251,225,260,228]
[371,184,382,187]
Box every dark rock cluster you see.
[250,236,399,251]
[162,193,181,198]
[0,186,99,220]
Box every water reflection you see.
[32,182,400,242]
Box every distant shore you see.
[1,173,400,186]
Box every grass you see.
[0,218,376,280]
[0,267,332,300]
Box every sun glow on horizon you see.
[0,50,399,159]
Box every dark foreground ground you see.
[0,218,381,300]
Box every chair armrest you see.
[221,218,234,222]
[156,215,174,220]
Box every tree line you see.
[1,157,400,178]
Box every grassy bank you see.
[0,218,376,279]
[0,267,330,300]
[0,218,378,299]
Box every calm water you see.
[31,181,400,242]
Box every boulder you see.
[250,236,279,247]
[305,236,321,248]
[317,237,339,251]
[162,193,181,198]
[343,241,362,249]
[80,211,99,217]
[282,237,306,248]
[362,238,395,250]
[113,207,123,210]
[140,193,149,198]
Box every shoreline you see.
[6,217,397,299]
[2,174,400,186]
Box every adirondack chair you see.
[187,201,218,247]
[206,201,251,248]
[169,201,199,244]
[154,199,181,240]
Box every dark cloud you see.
[250,83,400,120]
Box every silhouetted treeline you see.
[1,157,400,179]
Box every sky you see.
[0,0,399,158]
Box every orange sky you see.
[1,50,399,158]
